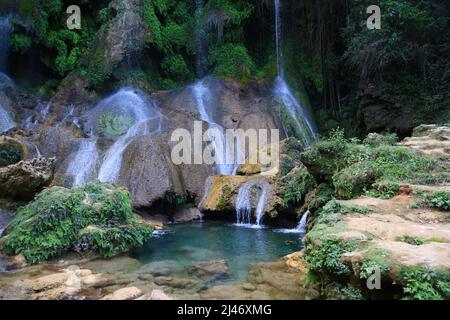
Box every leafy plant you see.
[2,183,152,263]
[98,111,134,136]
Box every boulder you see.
[187,259,230,280]
[0,136,27,167]
[1,183,152,263]
[101,287,143,300]
[0,157,55,200]
[199,175,281,219]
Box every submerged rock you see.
[0,157,55,200]
[187,259,230,280]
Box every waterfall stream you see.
[273,0,316,145]
[192,80,237,175]
[96,89,163,183]
[0,104,14,133]
[235,181,269,228]
[66,139,99,187]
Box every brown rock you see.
[101,287,143,300]
[0,157,55,200]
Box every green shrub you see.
[282,167,316,207]
[2,183,152,264]
[305,237,357,277]
[401,267,449,300]
[209,43,256,80]
[363,132,399,147]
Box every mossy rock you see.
[0,136,27,167]
[1,182,152,264]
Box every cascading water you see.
[0,104,14,133]
[66,139,99,187]
[235,181,269,227]
[273,210,309,234]
[296,210,309,234]
[192,80,236,175]
[273,0,316,145]
[0,15,11,72]
[96,89,163,183]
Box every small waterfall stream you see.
[66,139,99,187]
[273,0,316,145]
[0,103,14,133]
[235,181,269,228]
[96,89,163,183]
[192,80,236,175]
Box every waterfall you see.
[273,0,316,145]
[61,105,81,128]
[273,211,309,234]
[0,15,11,72]
[0,104,14,133]
[34,144,42,158]
[255,186,268,226]
[296,211,309,234]
[66,139,99,187]
[235,181,269,227]
[275,0,283,77]
[192,80,236,175]
[236,182,253,225]
[96,89,162,183]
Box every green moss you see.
[2,183,152,264]
[217,184,234,211]
[98,111,134,137]
[301,129,442,200]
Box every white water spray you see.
[235,181,270,227]
[273,0,316,145]
[66,139,99,187]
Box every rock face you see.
[0,157,55,199]
[304,125,450,299]
[401,125,450,159]
[199,175,282,219]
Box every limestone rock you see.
[188,259,230,280]
[0,157,55,199]
[149,289,173,300]
[101,287,143,300]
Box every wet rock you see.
[138,260,184,277]
[0,136,27,167]
[101,287,143,300]
[236,163,261,176]
[200,284,272,300]
[0,157,55,200]
[149,289,173,300]
[82,273,118,288]
[187,259,229,280]
[154,276,199,289]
